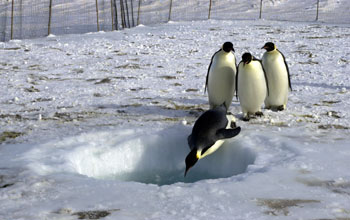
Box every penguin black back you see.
[185,104,241,176]
[189,105,228,148]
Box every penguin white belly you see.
[199,139,225,159]
[263,53,289,107]
[208,53,236,109]
[238,61,267,114]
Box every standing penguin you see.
[205,42,237,111]
[261,42,292,111]
[236,53,268,121]
[185,104,241,176]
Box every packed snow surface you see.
[1,9,350,220]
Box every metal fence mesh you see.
[1,0,349,42]
[51,1,96,35]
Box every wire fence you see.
[1,0,349,42]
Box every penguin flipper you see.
[204,72,209,94]
[235,62,241,100]
[216,126,241,140]
[278,49,292,91]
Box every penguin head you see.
[185,149,199,177]
[262,42,276,52]
[185,143,216,176]
[242,52,253,65]
[222,42,235,53]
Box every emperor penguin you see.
[261,42,292,111]
[205,42,237,112]
[185,104,241,176]
[236,53,268,121]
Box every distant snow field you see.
[1,14,350,220]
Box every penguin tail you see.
[216,127,241,139]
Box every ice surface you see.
[10,126,256,185]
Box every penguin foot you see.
[277,105,285,111]
[226,113,237,128]
[270,105,285,112]
[242,116,250,121]
[227,111,234,115]
[255,111,264,117]
[231,122,237,128]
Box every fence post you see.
[48,0,53,35]
[113,0,119,30]
[168,0,173,22]
[96,0,100,31]
[137,0,141,25]
[11,0,14,40]
[315,0,319,21]
[259,0,263,19]
[110,0,114,30]
[125,0,131,28]
[19,0,23,39]
[208,0,212,19]
[120,0,126,28]
[130,0,135,27]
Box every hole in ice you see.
[44,126,256,185]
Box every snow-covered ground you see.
[1,6,350,220]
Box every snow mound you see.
[23,125,256,185]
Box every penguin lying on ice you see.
[261,42,292,111]
[185,104,241,176]
[205,42,237,111]
[236,53,269,121]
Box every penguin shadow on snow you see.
[109,125,256,186]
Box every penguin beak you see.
[184,161,197,177]
[184,166,191,177]
[184,149,199,177]
[262,45,267,49]
[184,158,198,177]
